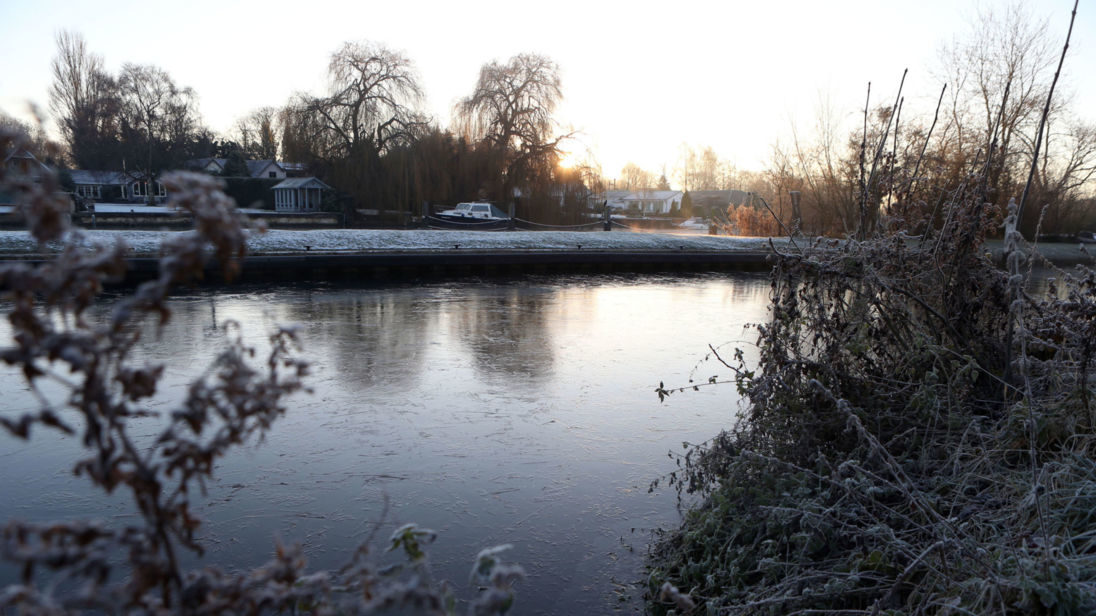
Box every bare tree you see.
[307,41,425,159]
[0,111,58,164]
[938,3,1057,203]
[455,53,570,207]
[694,146,721,191]
[117,63,200,203]
[673,144,696,192]
[48,30,119,169]
[233,106,280,160]
[620,162,655,190]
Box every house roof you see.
[70,170,128,185]
[186,157,226,171]
[606,190,682,201]
[272,177,332,190]
[246,160,284,177]
[186,158,286,178]
[3,148,51,172]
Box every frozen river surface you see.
[0,272,770,614]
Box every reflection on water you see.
[452,287,557,382]
[0,272,770,614]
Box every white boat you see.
[435,202,510,222]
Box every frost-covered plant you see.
[648,14,1096,610]
[0,128,522,614]
[649,160,1096,615]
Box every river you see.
[0,271,771,614]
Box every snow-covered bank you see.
[3,227,1089,267]
[0,228,779,256]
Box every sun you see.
[557,146,580,170]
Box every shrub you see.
[648,162,1096,615]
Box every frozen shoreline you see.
[0,228,779,256]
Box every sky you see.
[1,0,1093,184]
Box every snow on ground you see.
[1,224,1088,264]
[0,227,779,256]
[82,203,269,215]
[0,204,268,215]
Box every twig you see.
[1017,0,1079,229]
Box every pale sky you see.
[1,0,1093,183]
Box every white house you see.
[605,190,683,215]
[272,177,332,212]
[69,170,166,203]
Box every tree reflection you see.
[448,287,556,383]
[280,290,437,392]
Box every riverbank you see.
[0,228,780,281]
[0,228,1089,283]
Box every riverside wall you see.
[0,249,774,287]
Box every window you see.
[269,172,277,178]
[132,181,166,198]
[76,185,101,199]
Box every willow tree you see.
[455,53,570,214]
[301,41,427,218]
[308,41,425,160]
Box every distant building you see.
[272,177,332,212]
[3,148,52,179]
[279,162,308,177]
[188,157,228,175]
[605,190,683,215]
[245,160,287,179]
[69,170,165,203]
[186,158,299,179]
[1,147,54,206]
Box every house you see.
[246,160,287,180]
[70,170,166,203]
[3,148,52,179]
[186,158,296,179]
[280,162,308,177]
[605,190,683,215]
[70,170,127,201]
[188,157,227,175]
[2,148,52,206]
[272,177,332,212]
